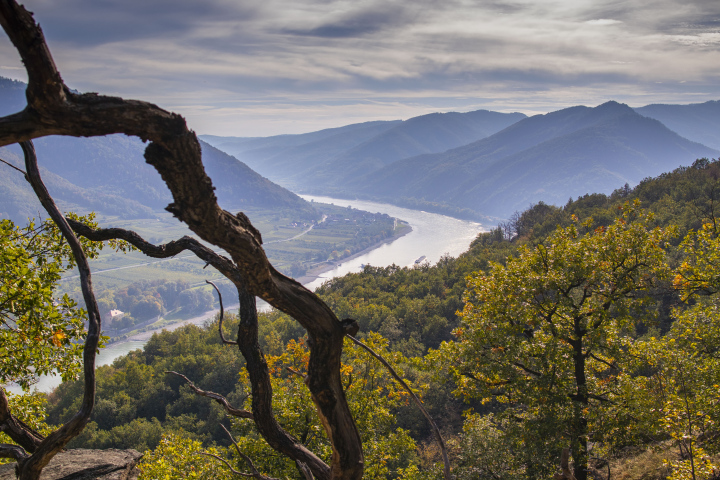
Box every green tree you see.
[0,214,130,455]
[439,203,674,480]
[0,215,128,391]
[624,220,720,480]
[138,432,232,480]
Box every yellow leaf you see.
[51,330,66,347]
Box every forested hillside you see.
[28,157,720,479]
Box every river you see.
[7,197,485,394]
[300,196,485,290]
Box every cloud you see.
[584,19,623,26]
[667,32,720,46]
[284,3,411,38]
[1,0,719,136]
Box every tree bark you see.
[0,388,44,454]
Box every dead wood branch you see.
[0,2,363,478]
[70,220,333,479]
[0,443,29,461]
[0,387,44,453]
[166,371,252,420]
[206,280,237,345]
[17,140,103,480]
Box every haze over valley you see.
[202,99,720,219]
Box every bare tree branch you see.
[18,140,103,480]
[296,460,316,480]
[0,156,25,175]
[70,219,332,479]
[198,452,254,477]
[345,334,452,480]
[166,371,252,420]
[287,367,307,380]
[207,280,237,345]
[0,443,29,461]
[219,424,281,480]
[233,280,332,480]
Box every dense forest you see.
[4,158,720,479]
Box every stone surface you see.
[0,449,142,480]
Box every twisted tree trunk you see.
[0,1,364,478]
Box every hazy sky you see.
[1,0,719,136]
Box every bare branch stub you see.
[206,280,237,345]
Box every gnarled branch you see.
[0,2,363,478]
[0,443,29,462]
[0,388,44,454]
[166,371,252,420]
[17,140,103,480]
[69,219,333,479]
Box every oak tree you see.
[440,203,674,480]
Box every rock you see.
[0,449,142,480]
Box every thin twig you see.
[207,280,237,345]
[198,452,251,477]
[220,424,281,480]
[345,334,452,480]
[0,156,25,175]
[287,367,307,380]
[166,371,252,419]
[295,460,315,480]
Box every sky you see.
[0,0,719,137]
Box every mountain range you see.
[0,78,315,224]
[2,75,719,223]
[201,110,526,191]
[203,100,720,219]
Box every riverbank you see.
[107,221,413,345]
[9,198,482,394]
[295,221,412,285]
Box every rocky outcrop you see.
[0,449,142,480]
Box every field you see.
[58,202,407,295]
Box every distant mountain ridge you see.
[635,100,720,150]
[3,75,719,223]
[354,102,718,217]
[0,77,316,224]
[204,99,720,220]
[200,109,526,190]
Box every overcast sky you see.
[1,0,719,136]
